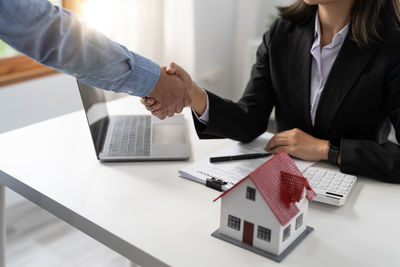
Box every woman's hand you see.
[265,128,329,162]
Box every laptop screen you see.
[76,80,110,158]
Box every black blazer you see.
[193,16,400,183]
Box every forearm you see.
[0,0,159,96]
[194,90,273,142]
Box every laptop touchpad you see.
[152,124,185,145]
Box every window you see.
[0,0,73,87]
[283,225,291,242]
[227,215,241,231]
[257,226,271,242]
[295,213,303,230]
[0,41,19,59]
[246,187,256,201]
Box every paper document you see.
[179,134,315,191]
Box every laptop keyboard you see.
[106,116,151,157]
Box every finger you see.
[141,97,156,106]
[273,130,291,138]
[166,62,177,74]
[151,102,161,110]
[167,108,175,117]
[152,110,166,120]
[141,98,154,106]
[145,103,161,112]
[145,97,156,105]
[268,146,290,155]
[145,105,153,112]
[175,104,183,114]
[265,134,290,151]
[265,135,278,151]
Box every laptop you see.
[77,80,190,161]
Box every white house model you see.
[212,151,316,259]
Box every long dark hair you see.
[278,0,400,47]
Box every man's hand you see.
[145,66,191,120]
[265,128,329,161]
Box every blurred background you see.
[1,0,395,266]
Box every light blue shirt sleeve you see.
[0,0,160,97]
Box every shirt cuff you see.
[120,53,160,97]
[192,89,210,124]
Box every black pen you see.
[210,153,272,163]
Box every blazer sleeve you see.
[192,22,277,143]
[340,63,400,183]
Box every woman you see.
[144,0,400,182]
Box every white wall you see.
[232,0,294,100]
[192,0,237,97]
[193,0,293,100]
[0,75,82,134]
[163,0,196,75]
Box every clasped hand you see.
[142,63,194,120]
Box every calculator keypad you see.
[303,167,356,198]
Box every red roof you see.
[214,151,316,226]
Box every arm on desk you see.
[340,140,400,183]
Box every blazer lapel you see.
[313,36,378,137]
[287,19,315,133]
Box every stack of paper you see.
[178,135,315,191]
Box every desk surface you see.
[0,97,399,267]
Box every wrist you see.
[189,82,207,115]
[320,140,330,161]
[328,139,341,166]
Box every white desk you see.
[0,97,399,267]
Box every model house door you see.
[242,221,254,246]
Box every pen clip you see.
[206,177,227,192]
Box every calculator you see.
[303,167,357,206]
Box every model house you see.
[213,151,316,258]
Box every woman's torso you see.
[267,18,400,143]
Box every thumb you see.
[166,62,191,85]
[166,62,177,75]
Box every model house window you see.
[283,225,291,242]
[295,213,303,230]
[246,187,256,201]
[257,226,271,242]
[227,215,241,231]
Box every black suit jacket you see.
[193,17,400,183]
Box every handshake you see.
[140,63,207,119]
